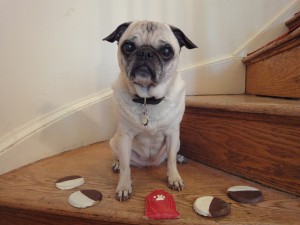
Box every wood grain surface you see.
[246,44,300,98]
[185,95,300,117]
[0,142,299,224]
[244,28,300,98]
[285,12,300,30]
[243,27,300,65]
[180,106,300,196]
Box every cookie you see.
[193,196,231,218]
[55,175,84,190]
[227,185,263,204]
[68,189,102,208]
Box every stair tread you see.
[186,94,300,117]
[242,26,300,65]
[285,11,300,30]
[0,141,299,225]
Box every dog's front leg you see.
[110,130,133,201]
[165,127,184,191]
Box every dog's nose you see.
[136,48,154,60]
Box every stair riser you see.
[180,107,300,196]
[245,36,300,98]
[0,206,119,225]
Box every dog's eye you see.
[160,46,173,59]
[122,42,136,54]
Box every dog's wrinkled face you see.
[104,21,197,96]
[118,22,179,87]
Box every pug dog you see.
[103,21,197,201]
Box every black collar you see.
[132,96,165,105]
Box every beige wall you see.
[0,0,298,174]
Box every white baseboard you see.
[0,55,245,175]
[0,56,245,175]
[0,88,116,175]
[0,57,245,175]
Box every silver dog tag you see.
[142,98,149,126]
[142,113,149,126]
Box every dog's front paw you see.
[116,185,132,201]
[168,176,184,191]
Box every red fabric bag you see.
[144,189,180,220]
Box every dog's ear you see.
[170,26,198,49]
[103,22,131,43]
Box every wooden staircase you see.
[181,13,300,196]
[1,12,300,225]
[180,95,300,196]
[181,12,300,196]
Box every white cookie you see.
[55,175,84,190]
[194,196,230,218]
[68,190,102,208]
[227,185,263,203]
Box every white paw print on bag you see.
[153,194,166,201]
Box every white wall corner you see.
[182,0,300,96]
[181,55,245,96]
[0,88,116,175]
[234,0,300,57]
[2,0,298,175]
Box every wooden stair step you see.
[285,11,300,30]
[181,95,300,196]
[242,27,300,98]
[0,141,299,224]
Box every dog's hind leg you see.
[112,161,120,173]
[110,138,121,173]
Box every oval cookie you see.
[55,175,85,190]
[193,196,231,218]
[68,189,102,208]
[227,185,263,203]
